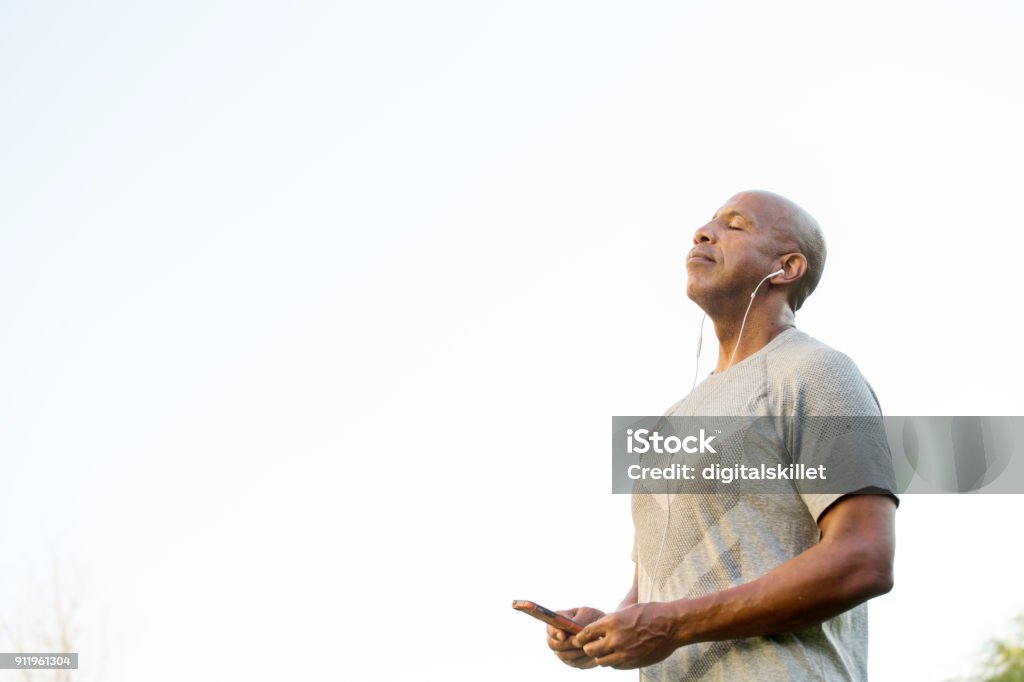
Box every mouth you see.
[687,249,715,265]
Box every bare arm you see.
[576,494,896,669]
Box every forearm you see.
[666,530,893,646]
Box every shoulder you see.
[767,330,865,381]
[767,331,882,416]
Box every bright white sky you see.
[1,1,1022,680]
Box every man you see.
[547,190,898,680]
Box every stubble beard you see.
[686,272,761,324]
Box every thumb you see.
[575,618,605,646]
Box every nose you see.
[693,222,715,245]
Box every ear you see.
[771,252,807,285]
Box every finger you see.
[554,648,589,664]
[595,651,629,669]
[582,637,613,659]
[569,657,599,670]
[575,620,607,646]
[545,625,566,642]
[596,647,642,671]
[547,638,582,652]
[559,649,602,669]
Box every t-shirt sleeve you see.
[782,348,900,522]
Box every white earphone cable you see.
[728,269,783,369]
[645,268,782,604]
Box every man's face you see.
[685,192,789,307]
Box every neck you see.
[711,304,796,374]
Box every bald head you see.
[726,190,827,311]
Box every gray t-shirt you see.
[631,328,898,681]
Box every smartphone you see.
[511,599,584,634]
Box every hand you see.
[546,607,606,669]
[574,602,682,669]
